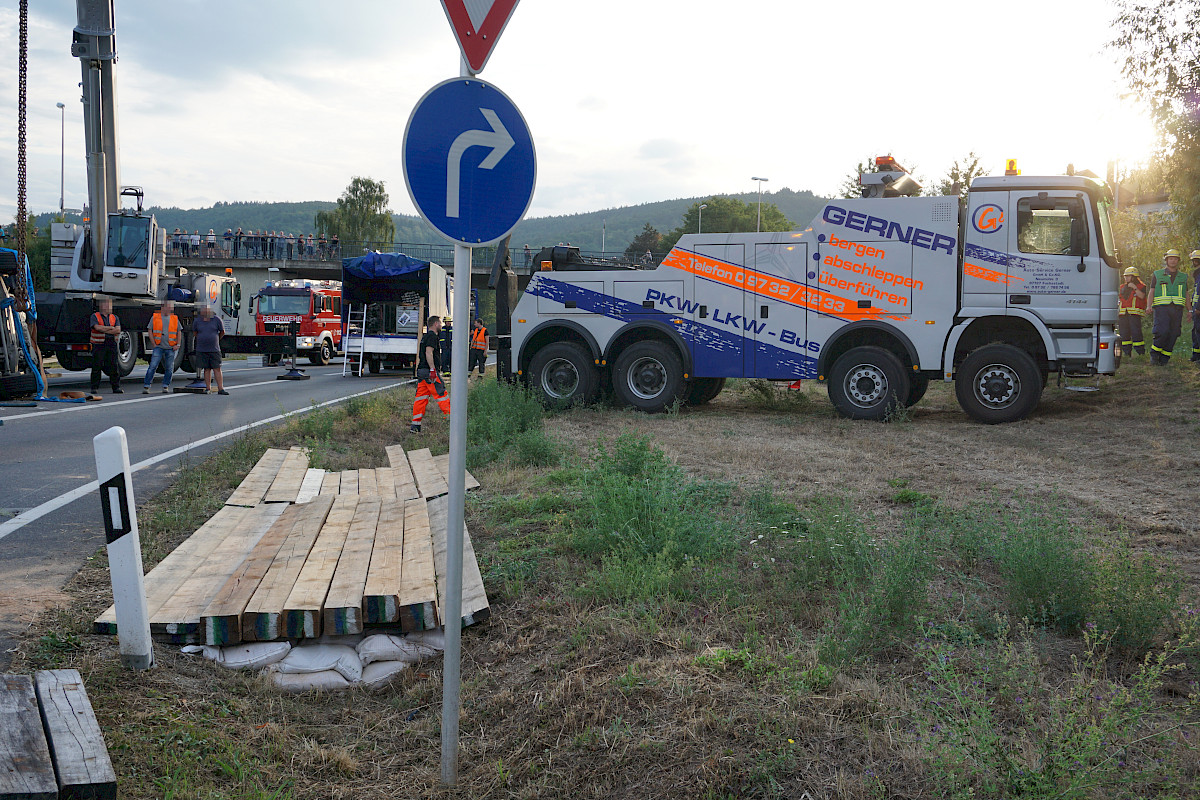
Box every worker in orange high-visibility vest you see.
[410,316,450,434]
[469,317,489,377]
[89,297,123,394]
[142,299,181,393]
[1117,267,1148,357]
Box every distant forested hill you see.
[149,201,336,235]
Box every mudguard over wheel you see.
[827,346,910,421]
[309,338,332,365]
[115,330,138,376]
[905,373,930,408]
[612,340,686,412]
[685,377,726,406]
[528,342,599,406]
[955,344,1042,424]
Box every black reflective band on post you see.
[99,473,132,544]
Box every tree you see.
[624,223,662,262]
[934,152,986,200]
[314,177,395,248]
[659,197,791,252]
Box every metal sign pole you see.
[92,426,154,670]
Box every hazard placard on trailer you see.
[439,0,520,74]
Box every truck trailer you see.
[510,159,1120,424]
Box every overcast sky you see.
[0,0,1158,227]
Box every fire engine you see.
[253,279,342,365]
[509,158,1120,424]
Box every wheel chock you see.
[176,374,209,394]
[277,366,310,381]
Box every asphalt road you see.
[0,358,413,667]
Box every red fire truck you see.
[253,279,343,364]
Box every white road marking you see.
[0,379,412,542]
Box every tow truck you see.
[510,158,1120,423]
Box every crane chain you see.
[14,0,29,312]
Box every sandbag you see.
[271,669,351,693]
[181,641,291,670]
[357,633,442,666]
[406,628,446,652]
[361,660,409,690]
[271,643,362,682]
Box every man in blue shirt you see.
[193,305,228,395]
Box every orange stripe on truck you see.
[963,261,1023,285]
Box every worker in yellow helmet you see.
[1191,249,1200,362]
[1117,267,1148,358]
[1148,249,1189,365]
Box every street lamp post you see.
[697,203,707,233]
[56,102,66,214]
[751,176,769,232]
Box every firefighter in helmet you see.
[1148,249,1189,365]
[1117,266,1148,357]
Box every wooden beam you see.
[357,469,379,497]
[200,502,316,646]
[363,499,406,624]
[432,453,480,491]
[427,495,491,628]
[281,496,358,638]
[322,499,381,636]
[374,467,397,500]
[319,471,340,496]
[242,496,336,641]
[0,674,57,800]
[295,468,326,504]
[33,670,116,800]
[396,498,440,631]
[385,445,418,494]
[225,448,288,507]
[407,448,448,498]
[339,470,359,496]
[263,448,309,504]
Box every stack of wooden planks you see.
[94,445,488,646]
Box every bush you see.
[466,380,558,468]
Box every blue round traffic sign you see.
[403,77,536,246]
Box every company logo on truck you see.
[971,204,1004,234]
[822,205,955,254]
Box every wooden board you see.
[150,504,287,638]
[319,471,340,496]
[322,499,382,636]
[295,468,326,504]
[385,445,418,493]
[396,498,440,631]
[200,502,316,646]
[339,470,359,496]
[408,448,449,498]
[362,499,406,624]
[263,448,309,504]
[242,496,337,642]
[0,674,57,800]
[432,453,480,491]
[427,495,491,628]
[33,670,116,800]
[281,496,359,638]
[225,448,288,507]
[374,467,397,500]
[357,469,379,497]
[94,504,255,634]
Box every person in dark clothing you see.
[1190,250,1200,363]
[89,297,123,393]
[410,316,450,433]
[193,305,228,394]
[469,317,488,376]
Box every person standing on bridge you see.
[193,305,228,395]
[142,299,180,394]
[1149,249,1190,365]
[89,297,122,394]
[410,316,450,434]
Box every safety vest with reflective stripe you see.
[149,312,181,348]
[90,312,117,345]
[1119,280,1148,315]
[1151,268,1187,306]
[471,327,488,351]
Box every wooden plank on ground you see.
[363,499,406,624]
[428,495,491,628]
[386,445,418,491]
[241,496,336,642]
[319,471,340,496]
[33,670,116,800]
[201,502,313,646]
[323,499,382,636]
[225,448,288,507]
[357,469,379,497]
[264,448,309,503]
[432,453,480,491]
[295,468,326,504]
[339,470,359,496]
[281,496,359,638]
[396,498,440,631]
[408,448,449,498]
[94,504,254,634]
[375,467,397,500]
[151,504,287,638]
[0,674,58,800]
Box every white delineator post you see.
[93,426,154,670]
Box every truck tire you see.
[827,346,910,421]
[115,330,138,376]
[685,377,725,406]
[529,342,598,406]
[0,373,38,400]
[309,338,332,366]
[905,373,930,408]
[612,340,686,413]
[368,357,381,375]
[955,344,1042,424]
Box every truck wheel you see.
[685,377,726,405]
[309,338,332,366]
[612,340,686,412]
[115,331,139,376]
[955,344,1042,424]
[368,357,381,375]
[905,373,930,408]
[529,342,598,406]
[827,346,910,421]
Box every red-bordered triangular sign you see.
[440,0,521,74]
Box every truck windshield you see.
[1096,197,1117,261]
[257,294,310,315]
[106,216,150,270]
